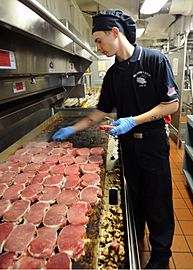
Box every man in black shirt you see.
[52,9,179,269]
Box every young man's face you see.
[92,30,118,57]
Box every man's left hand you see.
[106,117,136,136]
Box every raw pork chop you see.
[25,202,49,225]
[80,185,102,204]
[66,148,77,157]
[0,172,17,185]
[74,155,88,165]
[14,172,34,185]
[0,162,12,173]
[14,256,45,269]
[3,200,30,222]
[63,174,81,189]
[43,175,64,186]
[49,147,67,156]
[0,199,12,217]
[46,253,71,269]
[23,163,40,173]
[29,147,43,155]
[38,163,53,172]
[38,186,61,203]
[57,224,86,260]
[0,252,16,269]
[81,173,101,187]
[0,223,15,252]
[3,184,25,201]
[31,153,48,164]
[76,148,90,156]
[64,164,79,175]
[67,201,91,225]
[88,154,103,165]
[31,172,49,184]
[28,227,57,258]
[20,183,43,201]
[43,203,67,227]
[81,163,100,174]
[57,189,79,205]
[90,146,105,155]
[50,164,66,175]
[60,141,73,148]
[9,162,26,173]
[4,223,36,252]
[58,155,74,165]
[0,183,8,197]
[45,155,60,164]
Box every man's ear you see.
[112,27,120,37]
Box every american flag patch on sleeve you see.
[167,87,177,96]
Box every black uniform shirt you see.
[97,45,179,131]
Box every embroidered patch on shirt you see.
[167,87,177,96]
[133,71,151,87]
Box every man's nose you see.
[96,44,101,52]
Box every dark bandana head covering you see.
[92,9,136,44]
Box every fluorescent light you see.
[136,28,145,38]
[140,0,169,14]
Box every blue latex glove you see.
[106,117,136,136]
[52,126,75,141]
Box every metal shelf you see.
[183,169,193,193]
[183,115,193,194]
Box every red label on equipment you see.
[0,50,11,66]
[15,82,24,91]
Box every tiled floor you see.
[139,138,193,269]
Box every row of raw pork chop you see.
[0,141,105,269]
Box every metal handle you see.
[18,0,99,59]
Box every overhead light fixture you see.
[140,0,169,14]
[136,28,145,38]
[136,20,148,38]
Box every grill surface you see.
[0,109,133,269]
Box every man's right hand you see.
[52,126,75,141]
